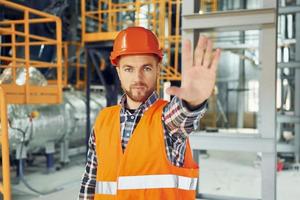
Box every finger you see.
[194,36,207,66]
[166,86,184,99]
[203,39,213,68]
[182,39,192,70]
[210,48,221,72]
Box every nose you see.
[133,69,144,82]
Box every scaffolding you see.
[277,0,300,163]
[62,42,86,89]
[0,87,11,200]
[0,0,62,104]
[81,0,165,42]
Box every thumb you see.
[166,87,184,99]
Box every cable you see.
[10,119,63,195]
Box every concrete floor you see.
[198,151,300,200]
[11,156,83,200]
[9,151,300,200]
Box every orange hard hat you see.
[110,27,163,66]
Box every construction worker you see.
[79,26,221,200]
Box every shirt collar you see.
[120,91,159,113]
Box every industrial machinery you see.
[7,90,105,164]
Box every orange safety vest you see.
[94,99,199,200]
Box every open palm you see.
[166,36,221,107]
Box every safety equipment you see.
[110,27,163,65]
[93,99,199,200]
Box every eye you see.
[124,67,133,72]
[144,66,152,71]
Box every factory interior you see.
[0,0,300,200]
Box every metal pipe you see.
[56,17,63,103]
[0,18,56,24]
[0,87,12,200]
[86,51,92,157]
[7,90,105,153]
[0,0,60,19]
[24,10,30,103]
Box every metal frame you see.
[276,0,300,163]
[0,87,11,200]
[294,0,300,163]
[62,42,86,89]
[278,62,300,69]
[0,0,62,104]
[182,1,277,199]
[81,0,166,42]
[182,8,275,30]
[190,131,274,153]
[279,6,300,14]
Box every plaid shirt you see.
[78,92,207,199]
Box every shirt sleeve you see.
[162,96,208,138]
[78,129,98,200]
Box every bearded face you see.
[116,54,159,105]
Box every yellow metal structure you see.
[0,0,62,104]
[161,0,182,82]
[81,0,166,42]
[200,0,218,13]
[62,42,86,89]
[0,87,11,200]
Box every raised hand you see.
[166,36,221,107]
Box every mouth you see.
[132,86,145,89]
[131,84,147,90]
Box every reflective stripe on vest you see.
[96,174,197,194]
[96,181,117,195]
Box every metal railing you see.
[62,42,86,89]
[0,0,62,104]
[0,87,11,200]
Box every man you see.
[79,26,221,200]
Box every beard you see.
[124,82,155,103]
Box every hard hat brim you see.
[110,50,163,66]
